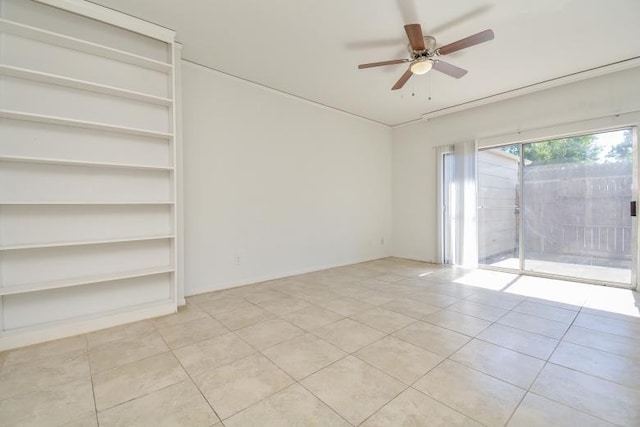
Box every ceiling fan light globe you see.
[410,59,433,75]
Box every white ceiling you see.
[91,0,640,126]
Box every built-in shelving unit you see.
[0,0,180,351]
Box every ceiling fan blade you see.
[432,60,468,79]
[438,29,494,56]
[392,68,413,90]
[404,24,425,51]
[358,59,409,69]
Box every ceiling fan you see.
[358,24,494,90]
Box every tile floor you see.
[1,257,639,426]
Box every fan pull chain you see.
[428,72,432,101]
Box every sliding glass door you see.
[478,128,636,287]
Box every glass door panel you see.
[478,144,521,269]
[522,129,634,284]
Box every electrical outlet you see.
[234,255,240,265]
[380,237,385,245]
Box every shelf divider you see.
[0,109,173,139]
[0,266,174,296]
[0,65,173,106]
[0,201,175,205]
[0,234,175,251]
[0,155,174,170]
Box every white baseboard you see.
[0,300,176,352]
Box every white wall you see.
[392,66,640,263]
[182,61,392,295]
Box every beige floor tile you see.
[373,273,406,283]
[234,319,304,350]
[258,296,313,315]
[420,282,477,299]
[409,291,461,308]
[563,325,640,360]
[316,297,373,316]
[157,316,228,349]
[194,353,293,419]
[97,380,218,427]
[414,360,525,426]
[279,306,344,331]
[550,341,640,389]
[513,300,578,323]
[507,393,615,427]
[213,305,276,330]
[525,296,581,312]
[574,312,640,340]
[93,352,187,411]
[393,321,470,357]
[531,363,640,426]
[361,388,481,427]
[450,339,545,389]
[196,296,254,316]
[0,349,90,400]
[580,306,640,322]
[224,383,349,427]
[351,290,396,306]
[151,304,209,329]
[447,300,509,322]
[301,356,406,425]
[242,289,288,304]
[477,323,559,360]
[466,291,524,310]
[297,289,342,304]
[187,289,235,304]
[355,336,443,384]
[88,332,168,373]
[351,307,416,333]
[173,332,255,377]
[1,335,87,367]
[313,318,385,353]
[87,320,155,349]
[0,378,95,427]
[381,299,441,319]
[63,413,99,427]
[498,311,569,339]
[422,310,491,337]
[263,333,346,380]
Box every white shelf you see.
[0,155,174,171]
[0,201,175,205]
[0,65,173,106]
[0,110,173,139]
[0,266,174,297]
[0,234,174,251]
[0,19,172,73]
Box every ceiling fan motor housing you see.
[409,35,437,58]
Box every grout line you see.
[85,334,100,426]
[502,302,581,426]
[562,332,640,360]
[160,331,224,423]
